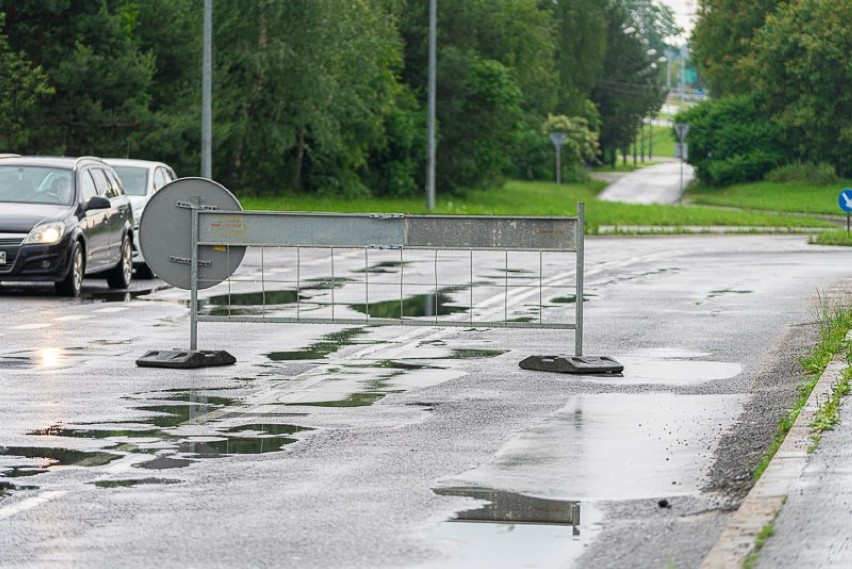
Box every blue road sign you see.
[839,188,852,213]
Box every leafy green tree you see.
[131,0,201,175]
[0,0,155,156]
[691,0,781,97]
[212,0,401,195]
[749,0,851,176]
[0,12,53,150]
[676,94,784,185]
[592,3,666,166]
[399,0,554,194]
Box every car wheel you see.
[106,236,133,289]
[134,263,156,280]
[56,241,85,297]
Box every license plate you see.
[0,250,5,265]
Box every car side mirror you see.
[85,195,111,211]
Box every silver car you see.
[104,158,176,278]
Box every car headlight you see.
[24,222,66,245]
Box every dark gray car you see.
[0,155,134,296]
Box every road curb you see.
[699,333,851,568]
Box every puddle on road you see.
[352,261,410,274]
[350,292,468,319]
[136,456,196,470]
[598,350,742,386]
[0,348,79,370]
[93,477,181,489]
[178,435,298,456]
[266,328,368,361]
[0,446,121,468]
[433,487,601,569]
[0,481,39,496]
[444,392,745,501]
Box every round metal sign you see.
[139,177,246,290]
[838,188,852,213]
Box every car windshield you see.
[112,165,148,196]
[0,165,75,206]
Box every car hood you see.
[0,202,73,232]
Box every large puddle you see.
[433,487,602,569]
[443,392,746,500]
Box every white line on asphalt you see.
[0,491,67,520]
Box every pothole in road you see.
[433,486,601,569]
[0,446,122,468]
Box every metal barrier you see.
[186,203,586,356]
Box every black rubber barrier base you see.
[519,355,623,374]
[136,349,236,369]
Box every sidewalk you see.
[701,329,852,568]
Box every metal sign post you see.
[549,132,567,185]
[674,122,690,195]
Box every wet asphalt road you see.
[0,234,849,568]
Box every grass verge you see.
[752,305,852,480]
[810,229,852,247]
[241,179,835,234]
[686,179,852,216]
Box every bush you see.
[675,94,785,187]
[765,162,838,185]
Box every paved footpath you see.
[596,160,694,204]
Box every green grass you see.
[753,305,852,480]
[687,179,852,215]
[743,518,778,569]
[810,229,852,246]
[241,179,835,233]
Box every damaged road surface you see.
[0,235,849,568]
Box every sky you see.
[658,0,698,41]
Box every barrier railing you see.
[186,203,585,356]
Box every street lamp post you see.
[201,0,212,179]
[426,0,437,210]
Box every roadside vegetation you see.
[242,178,836,234]
[753,305,852,480]
[687,179,852,215]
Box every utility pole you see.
[426,0,437,210]
[201,0,212,179]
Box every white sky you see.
[658,0,698,42]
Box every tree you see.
[0,12,53,150]
[749,0,852,176]
[592,3,666,166]
[676,94,784,186]
[211,0,402,195]
[0,0,156,156]
[399,0,554,194]
[691,0,781,97]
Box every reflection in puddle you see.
[435,487,580,525]
[433,487,600,569]
[449,348,508,359]
[266,328,368,361]
[0,481,39,496]
[179,435,297,456]
[352,261,410,274]
[94,477,181,489]
[136,456,195,470]
[350,292,467,319]
[296,391,392,408]
[0,446,121,467]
